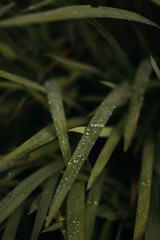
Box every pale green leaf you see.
[0,161,64,224]
[0,6,159,28]
[45,82,130,226]
[133,138,154,240]
[69,126,113,137]
[23,0,57,12]
[124,59,152,151]
[100,80,117,89]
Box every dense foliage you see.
[0,1,160,239]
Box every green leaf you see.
[97,205,120,221]
[0,41,18,60]
[151,55,160,80]
[100,81,117,89]
[85,172,105,240]
[124,59,152,151]
[69,126,113,137]
[45,82,130,226]
[28,193,42,215]
[99,221,112,240]
[0,161,64,225]
[67,182,85,240]
[0,6,159,28]
[133,138,154,240]
[47,53,107,78]
[145,176,160,239]
[42,222,63,233]
[1,204,24,240]
[89,19,133,73]
[31,175,59,240]
[0,3,15,18]
[87,118,125,190]
[0,125,57,172]
[45,79,71,165]
[23,0,57,12]
[150,0,160,7]
[0,117,87,172]
[0,69,46,93]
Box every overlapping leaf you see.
[45,81,130,226]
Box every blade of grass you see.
[0,6,159,28]
[31,175,59,240]
[151,55,160,80]
[45,81,130,226]
[85,172,105,240]
[99,221,112,240]
[0,117,87,172]
[0,3,15,18]
[0,161,64,224]
[28,193,42,215]
[145,176,160,239]
[23,0,57,12]
[89,19,133,74]
[69,126,113,138]
[67,181,85,240]
[0,69,46,93]
[100,80,117,89]
[1,204,24,240]
[45,79,71,165]
[42,222,63,233]
[87,117,125,190]
[133,138,154,240]
[97,205,121,221]
[124,59,152,151]
[150,0,160,7]
[0,124,57,172]
[0,41,18,60]
[47,53,108,79]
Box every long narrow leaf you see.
[67,182,85,240]
[0,117,87,172]
[151,55,160,80]
[0,161,64,224]
[69,126,113,137]
[31,175,59,240]
[0,6,158,28]
[133,138,154,240]
[0,69,46,93]
[145,176,160,239]
[0,3,15,18]
[87,118,125,190]
[124,59,152,151]
[1,204,23,240]
[45,79,71,165]
[46,82,130,226]
[85,172,105,240]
